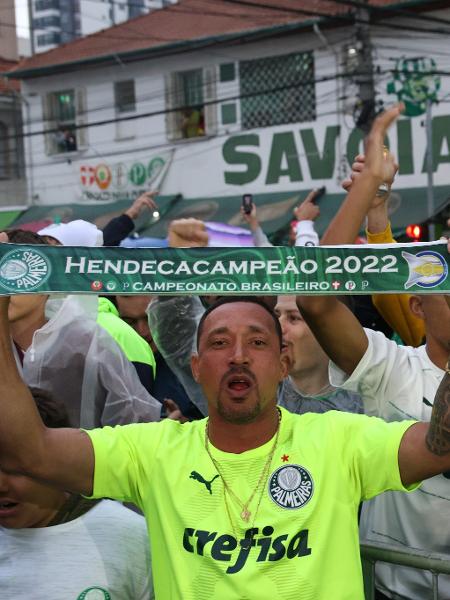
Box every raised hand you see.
[240,202,258,230]
[125,191,158,221]
[342,153,398,211]
[293,189,321,222]
[168,218,209,248]
[364,104,403,184]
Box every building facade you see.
[0,0,18,60]
[10,0,450,235]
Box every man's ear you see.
[409,295,425,321]
[191,353,200,383]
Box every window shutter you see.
[42,93,56,155]
[165,73,183,141]
[203,66,218,136]
[75,88,88,148]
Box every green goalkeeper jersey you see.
[86,407,417,599]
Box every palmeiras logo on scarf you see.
[0,248,51,292]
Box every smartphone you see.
[242,193,254,215]
[313,186,326,202]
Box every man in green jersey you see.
[1,106,450,599]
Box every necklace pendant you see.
[241,508,251,522]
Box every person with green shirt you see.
[0,285,450,598]
[0,106,450,600]
[97,296,156,396]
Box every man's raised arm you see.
[0,294,94,496]
[399,361,450,486]
[320,104,403,246]
[297,105,404,376]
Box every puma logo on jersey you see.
[190,471,219,494]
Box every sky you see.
[15,0,30,39]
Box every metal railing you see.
[361,542,450,600]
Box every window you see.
[35,0,59,11]
[165,67,217,141]
[129,0,144,18]
[220,63,235,83]
[42,89,87,155]
[37,31,61,46]
[114,80,136,113]
[33,15,60,28]
[114,80,136,139]
[239,51,316,129]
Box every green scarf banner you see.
[0,241,448,296]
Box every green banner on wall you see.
[0,242,448,296]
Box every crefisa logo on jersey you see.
[0,248,51,292]
[268,464,314,509]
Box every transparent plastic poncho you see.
[16,294,161,429]
[147,296,208,416]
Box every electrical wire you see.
[8,0,450,62]
[6,69,379,142]
[217,0,450,37]
[324,0,450,28]
[9,105,345,189]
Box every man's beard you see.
[216,393,262,424]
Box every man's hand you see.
[0,232,8,243]
[321,104,403,246]
[342,154,398,212]
[342,153,398,191]
[168,218,209,248]
[364,104,403,184]
[125,191,158,221]
[164,399,188,423]
[293,190,321,222]
[240,203,259,231]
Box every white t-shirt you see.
[330,328,449,599]
[0,500,153,600]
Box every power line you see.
[17,62,450,132]
[324,0,450,28]
[9,0,450,66]
[5,62,450,145]
[0,80,345,164]
[218,0,450,37]
[10,105,346,180]
[9,69,361,141]
[9,0,308,47]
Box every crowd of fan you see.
[0,105,449,600]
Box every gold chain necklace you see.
[204,409,281,524]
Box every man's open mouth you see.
[228,377,252,391]
[0,501,19,515]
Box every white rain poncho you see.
[147,296,207,416]
[14,294,161,429]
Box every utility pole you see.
[354,0,376,134]
[425,99,436,241]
